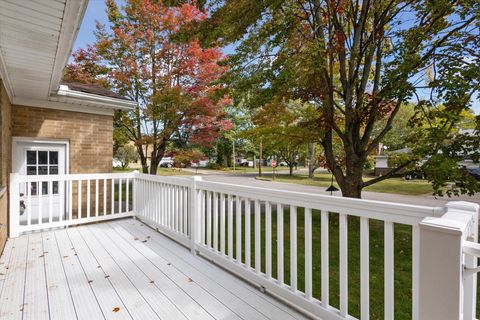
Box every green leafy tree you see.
[114,144,139,169]
[198,0,480,197]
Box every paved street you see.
[184,169,480,207]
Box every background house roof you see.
[61,81,132,101]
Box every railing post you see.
[418,201,477,320]
[132,170,139,217]
[9,173,20,238]
[189,176,202,254]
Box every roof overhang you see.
[0,0,134,115]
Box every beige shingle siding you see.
[12,105,113,174]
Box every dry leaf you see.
[142,240,147,243]
[134,237,139,240]
[112,307,120,313]
[150,280,154,284]
[88,280,93,283]
[188,278,193,282]
[105,275,110,278]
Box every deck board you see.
[0,218,310,320]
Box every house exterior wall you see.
[12,106,113,173]
[0,80,12,253]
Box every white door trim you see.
[12,137,70,174]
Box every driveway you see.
[191,172,480,207]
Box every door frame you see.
[12,137,70,174]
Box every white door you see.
[13,141,67,224]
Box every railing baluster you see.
[255,199,261,273]
[201,190,206,245]
[48,181,53,223]
[95,179,99,217]
[228,195,233,259]
[207,191,212,248]
[175,186,179,231]
[103,178,107,216]
[27,181,31,226]
[179,186,183,233]
[277,203,284,285]
[86,179,91,218]
[183,187,188,235]
[213,192,219,251]
[220,193,226,255]
[38,181,43,224]
[360,217,369,319]
[119,178,123,214]
[69,180,73,221]
[111,178,114,215]
[245,198,251,268]
[236,196,242,262]
[339,213,348,317]
[321,210,329,307]
[78,180,82,219]
[126,178,129,212]
[266,201,272,279]
[412,225,419,320]
[305,208,312,299]
[290,205,297,291]
[385,221,394,320]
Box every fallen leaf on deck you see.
[105,275,110,278]
[113,307,120,313]
[188,278,193,282]
[88,280,93,283]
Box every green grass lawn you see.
[259,172,433,196]
[209,206,414,320]
[113,167,193,176]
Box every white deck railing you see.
[9,172,480,320]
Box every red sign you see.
[271,160,277,167]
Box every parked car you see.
[467,167,480,181]
[159,157,174,168]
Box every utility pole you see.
[259,139,263,177]
[232,140,236,172]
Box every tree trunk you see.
[137,146,149,174]
[289,164,294,176]
[308,143,315,179]
[339,158,365,198]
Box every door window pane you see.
[38,151,48,164]
[27,151,36,165]
[49,151,58,165]
[53,181,59,194]
[38,166,48,175]
[49,166,58,175]
[30,183,37,196]
[42,182,48,195]
[26,166,37,175]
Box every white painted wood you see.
[339,213,348,317]
[119,179,123,214]
[110,223,243,320]
[48,181,53,223]
[95,179,99,217]
[236,196,242,262]
[277,203,284,285]
[23,233,49,319]
[201,190,206,245]
[254,199,261,273]
[0,238,15,296]
[213,192,219,251]
[321,211,329,308]
[245,198,251,268]
[103,178,107,216]
[0,236,28,319]
[63,228,132,320]
[384,221,394,320]
[360,217,370,320]
[85,225,189,320]
[412,225,419,320]
[220,193,226,255]
[117,219,306,320]
[111,178,115,215]
[266,201,272,279]
[73,227,160,319]
[207,191,212,248]
[290,205,297,292]
[304,208,312,299]
[228,195,233,259]
[41,231,77,320]
[87,179,91,218]
[78,180,82,219]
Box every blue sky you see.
[74,0,480,114]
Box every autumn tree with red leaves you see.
[66,0,231,174]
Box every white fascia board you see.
[0,50,14,101]
[48,0,89,95]
[12,97,114,116]
[56,86,135,111]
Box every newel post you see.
[9,173,20,238]
[190,176,202,254]
[132,170,139,217]
[418,201,478,320]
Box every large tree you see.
[197,0,479,197]
[66,0,231,174]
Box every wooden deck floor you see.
[0,218,309,320]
